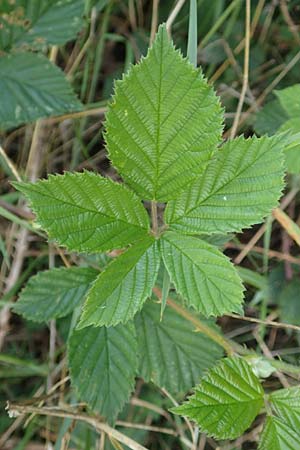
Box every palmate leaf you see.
[0,53,82,130]
[172,357,264,440]
[68,322,138,422]
[270,386,300,431]
[105,24,223,201]
[135,300,223,393]
[165,135,285,234]
[0,0,85,51]
[78,236,160,328]
[14,171,150,253]
[161,231,244,316]
[259,416,300,450]
[13,267,98,322]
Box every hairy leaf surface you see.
[259,416,300,450]
[172,357,264,439]
[135,300,223,393]
[0,53,82,130]
[105,24,223,201]
[270,386,300,431]
[14,267,98,322]
[14,172,150,253]
[165,136,285,234]
[161,232,244,316]
[69,323,138,422]
[78,237,160,328]
[0,0,85,51]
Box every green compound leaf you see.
[14,267,98,322]
[165,135,285,234]
[68,322,138,422]
[78,236,160,328]
[259,416,300,450]
[0,0,85,51]
[270,386,300,432]
[14,171,150,253]
[275,84,300,118]
[105,24,223,201]
[135,300,223,393]
[161,232,244,317]
[0,53,82,130]
[172,357,264,440]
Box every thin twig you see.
[67,7,97,78]
[0,145,22,182]
[226,49,300,136]
[151,201,159,236]
[166,0,187,34]
[230,0,251,138]
[254,328,290,388]
[150,0,160,44]
[6,404,149,450]
[226,242,300,266]
[227,313,300,333]
[45,107,107,124]
[234,188,299,264]
[273,208,300,247]
[116,421,177,436]
[210,0,266,84]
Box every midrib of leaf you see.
[153,318,187,384]
[173,139,280,220]
[211,363,262,399]
[273,424,281,449]
[153,29,164,199]
[123,258,138,318]
[79,330,105,381]
[166,238,232,283]
[158,81,210,177]
[26,182,148,229]
[104,328,111,404]
[153,320,198,370]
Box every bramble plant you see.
[12,24,300,446]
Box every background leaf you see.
[254,100,288,136]
[270,386,300,432]
[14,171,150,253]
[173,357,264,440]
[105,24,223,201]
[78,237,160,328]
[165,135,285,234]
[259,416,300,450]
[0,53,82,130]
[278,279,300,327]
[161,232,244,316]
[14,266,98,322]
[278,118,300,173]
[68,322,138,422]
[135,300,223,393]
[275,84,300,117]
[0,0,85,51]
